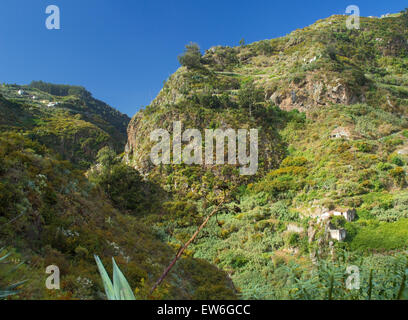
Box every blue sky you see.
[0,0,406,116]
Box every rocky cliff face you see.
[268,72,365,112]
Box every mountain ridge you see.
[0,82,130,167]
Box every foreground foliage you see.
[94,255,136,300]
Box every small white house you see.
[329,228,346,241]
[343,209,356,222]
[18,89,25,96]
[317,208,356,223]
[47,102,59,107]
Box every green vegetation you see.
[123,12,408,300]
[94,255,136,300]
[330,216,346,229]
[88,147,164,214]
[0,132,236,299]
[401,8,408,26]
[0,83,130,168]
[2,12,408,300]
[237,79,265,116]
[29,81,91,99]
[350,219,408,251]
[0,248,26,298]
[178,42,203,69]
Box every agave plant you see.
[0,248,27,298]
[94,255,136,300]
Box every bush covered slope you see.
[0,84,236,300]
[125,12,408,299]
[0,133,236,299]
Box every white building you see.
[342,209,356,222]
[318,208,356,223]
[329,228,347,241]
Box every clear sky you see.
[0,0,406,116]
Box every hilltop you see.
[0,82,130,168]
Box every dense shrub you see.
[91,161,161,214]
[330,216,346,229]
[351,218,408,251]
[390,155,404,166]
[256,40,276,56]
[281,156,308,167]
[401,8,408,26]
[287,232,300,246]
[29,81,91,98]
[178,43,202,69]
[237,80,264,115]
[389,167,406,186]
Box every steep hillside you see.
[0,82,236,300]
[125,12,408,299]
[126,13,408,187]
[0,133,236,299]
